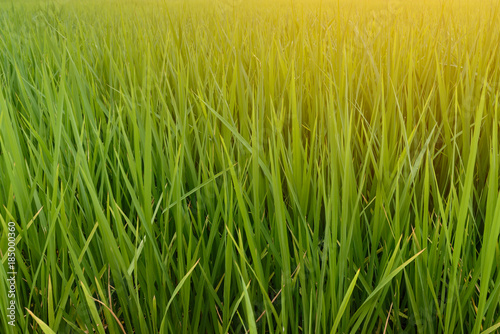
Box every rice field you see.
[1,0,500,333]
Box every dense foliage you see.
[1,0,500,333]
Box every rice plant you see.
[1,0,500,333]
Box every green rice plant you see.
[1,0,500,333]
